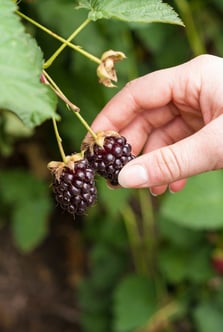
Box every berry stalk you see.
[52,117,67,163]
[16,11,101,66]
[41,71,79,112]
[44,18,92,69]
[42,71,97,140]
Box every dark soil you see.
[0,218,86,332]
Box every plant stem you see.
[137,301,183,332]
[42,71,97,140]
[52,117,67,163]
[174,0,206,55]
[74,112,97,140]
[121,204,148,275]
[44,18,91,68]
[16,11,101,65]
[42,71,80,112]
[138,190,156,268]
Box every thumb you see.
[118,119,223,188]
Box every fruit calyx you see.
[48,153,84,181]
[81,130,120,153]
[82,130,135,186]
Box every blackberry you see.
[48,155,97,217]
[82,131,135,186]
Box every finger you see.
[120,115,196,190]
[149,179,187,196]
[169,179,187,193]
[91,57,203,133]
[118,116,223,188]
[142,117,194,192]
[150,185,168,196]
[91,70,175,133]
[119,104,179,154]
[143,115,196,153]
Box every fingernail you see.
[169,188,176,194]
[168,185,176,194]
[118,165,148,188]
[150,189,158,197]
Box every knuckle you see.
[123,79,141,112]
[151,147,182,185]
[124,80,135,96]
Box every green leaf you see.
[90,245,127,290]
[158,246,213,284]
[80,310,110,332]
[194,303,223,332]
[113,274,156,331]
[98,177,133,217]
[76,0,184,25]
[3,111,33,138]
[160,171,223,230]
[12,199,50,252]
[158,217,203,249]
[0,0,58,128]
[0,170,52,252]
[78,279,111,312]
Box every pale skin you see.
[91,54,223,195]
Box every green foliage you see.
[1,0,223,331]
[97,178,133,217]
[158,216,203,248]
[160,171,223,230]
[0,111,33,156]
[0,170,52,251]
[194,302,223,332]
[78,215,130,332]
[113,274,157,331]
[76,0,184,25]
[158,245,214,284]
[158,216,215,283]
[0,0,58,128]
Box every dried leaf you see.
[97,50,126,87]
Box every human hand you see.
[91,54,223,195]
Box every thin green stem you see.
[42,70,97,140]
[52,118,66,163]
[74,112,97,140]
[16,11,101,65]
[138,190,156,262]
[42,70,80,112]
[44,18,91,68]
[137,301,183,332]
[174,0,206,55]
[121,204,148,275]
[138,190,169,301]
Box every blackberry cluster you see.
[49,132,134,217]
[84,134,134,186]
[51,158,97,217]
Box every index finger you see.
[91,66,177,133]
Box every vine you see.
[13,0,183,160]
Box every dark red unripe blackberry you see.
[48,155,97,217]
[212,249,223,275]
[82,131,135,186]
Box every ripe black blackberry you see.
[82,131,135,186]
[48,155,97,217]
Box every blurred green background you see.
[1,0,223,331]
